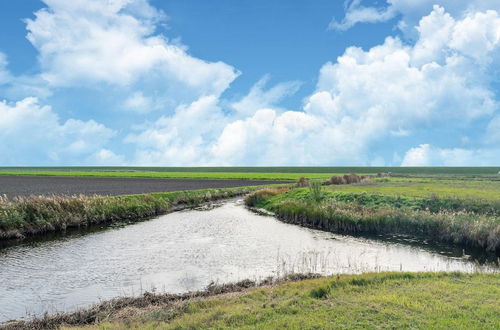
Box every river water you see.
[0,199,497,322]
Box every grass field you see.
[330,177,500,200]
[246,175,500,252]
[0,166,499,181]
[34,273,498,329]
[0,170,329,181]
[2,171,499,328]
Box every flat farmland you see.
[0,175,291,198]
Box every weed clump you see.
[244,187,290,207]
[309,181,324,202]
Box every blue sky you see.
[0,0,499,166]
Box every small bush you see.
[296,177,310,188]
[343,173,361,184]
[327,176,346,185]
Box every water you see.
[0,199,497,322]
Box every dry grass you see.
[325,173,380,185]
[244,187,291,207]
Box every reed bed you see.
[0,186,263,241]
[246,188,500,253]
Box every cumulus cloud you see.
[331,0,500,35]
[123,5,500,166]
[402,144,500,166]
[0,98,118,165]
[329,0,397,31]
[3,0,500,166]
[125,95,228,165]
[216,5,500,165]
[26,0,239,107]
[231,76,301,117]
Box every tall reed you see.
[0,186,263,241]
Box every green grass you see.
[246,177,500,252]
[330,177,500,200]
[69,272,500,329]
[0,170,331,181]
[263,187,500,216]
[1,166,499,181]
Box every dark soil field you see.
[0,176,290,198]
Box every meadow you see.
[11,273,499,329]
[1,168,499,329]
[0,166,499,181]
[246,175,500,253]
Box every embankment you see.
[246,188,500,253]
[3,272,498,329]
[0,185,275,242]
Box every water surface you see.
[0,199,496,322]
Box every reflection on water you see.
[0,199,497,322]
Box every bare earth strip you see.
[0,176,291,198]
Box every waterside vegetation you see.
[246,177,500,253]
[0,186,269,242]
[5,272,499,329]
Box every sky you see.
[0,0,499,166]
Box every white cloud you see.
[210,5,500,165]
[231,76,301,117]
[123,91,155,113]
[485,115,500,144]
[3,1,500,166]
[402,144,500,166]
[26,0,239,105]
[0,97,117,165]
[329,0,397,31]
[125,95,227,165]
[86,149,125,165]
[123,5,500,166]
[0,53,11,85]
[332,0,500,35]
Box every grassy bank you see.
[6,273,499,329]
[263,187,500,216]
[246,186,500,253]
[0,185,270,242]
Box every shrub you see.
[296,177,310,188]
[327,176,346,185]
[343,173,361,184]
